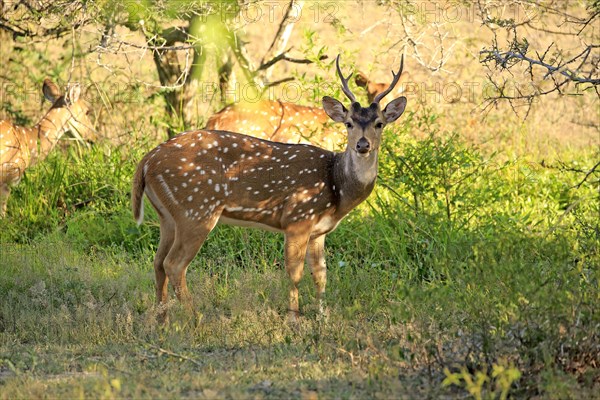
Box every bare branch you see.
[144,343,204,368]
[264,77,295,87]
[391,5,455,73]
[575,160,600,189]
[258,50,328,71]
[475,1,600,119]
[540,159,600,189]
[481,47,600,86]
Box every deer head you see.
[323,55,407,163]
[41,79,95,143]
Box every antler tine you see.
[373,54,404,104]
[335,54,356,103]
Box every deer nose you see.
[356,138,371,154]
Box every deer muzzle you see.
[356,137,371,154]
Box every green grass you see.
[1,110,598,398]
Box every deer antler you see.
[336,54,356,103]
[373,54,404,104]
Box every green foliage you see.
[1,106,598,398]
[380,110,495,225]
[443,361,521,400]
[1,142,150,245]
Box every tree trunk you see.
[152,47,198,137]
[260,0,305,81]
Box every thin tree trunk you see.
[218,51,234,104]
[260,0,305,81]
[151,17,206,137]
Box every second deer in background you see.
[0,79,95,217]
[355,69,413,105]
[205,63,413,150]
[204,100,345,151]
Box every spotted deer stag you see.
[204,100,345,151]
[355,69,413,105]
[0,79,94,216]
[132,55,407,321]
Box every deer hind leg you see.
[284,225,313,321]
[162,211,222,313]
[145,188,176,320]
[307,234,327,315]
[0,183,10,217]
[154,215,175,321]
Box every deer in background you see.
[205,65,413,150]
[355,68,413,105]
[132,55,407,321]
[204,100,345,151]
[0,79,95,216]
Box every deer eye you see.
[375,122,384,129]
[345,121,353,129]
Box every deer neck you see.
[31,108,71,163]
[332,148,378,214]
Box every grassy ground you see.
[0,237,450,399]
[1,1,599,398]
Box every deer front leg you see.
[284,227,312,321]
[307,234,327,315]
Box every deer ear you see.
[354,72,369,88]
[65,84,81,105]
[42,79,61,103]
[322,96,347,122]
[382,97,407,123]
